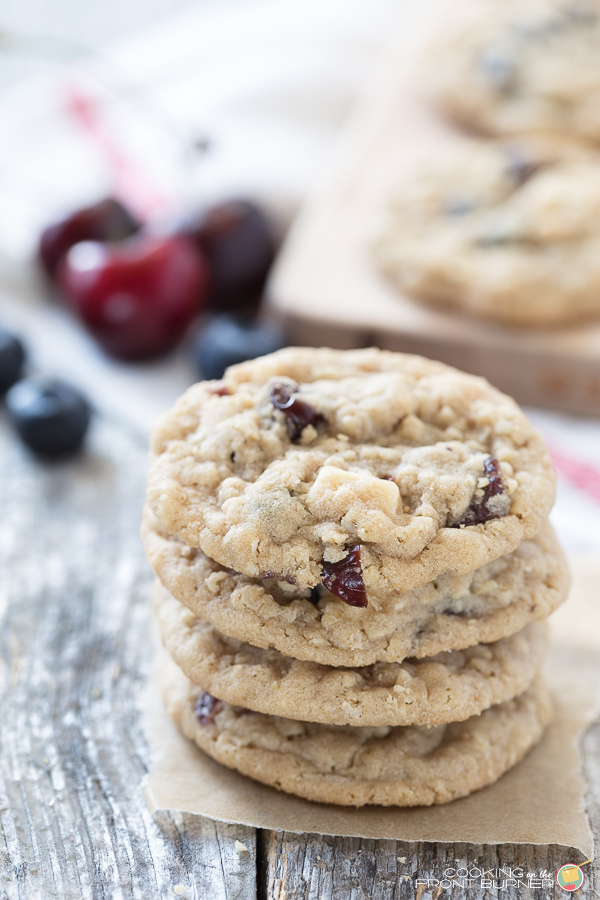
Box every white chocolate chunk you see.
[307,466,400,519]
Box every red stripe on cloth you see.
[549,447,600,504]
[64,84,170,220]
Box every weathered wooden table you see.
[1,412,597,899]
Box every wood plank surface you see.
[0,414,256,900]
[1,412,598,898]
[268,0,600,417]
[263,830,598,899]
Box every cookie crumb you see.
[234,840,249,854]
[173,886,185,896]
[398,857,407,863]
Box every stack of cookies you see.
[373,0,600,327]
[142,347,569,807]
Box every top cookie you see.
[147,347,555,593]
[427,0,600,142]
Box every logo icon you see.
[557,864,585,892]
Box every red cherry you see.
[174,199,276,310]
[39,197,140,279]
[58,235,210,360]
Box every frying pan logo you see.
[556,864,585,892]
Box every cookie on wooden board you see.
[374,135,600,325]
[427,0,600,143]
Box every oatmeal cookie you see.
[154,579,549,727]
[142,508,568,667]
[428,0,600,143]
[147,348,555,590]
[163,656,552,807]
[374,135,600,325]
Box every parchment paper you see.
[143,556,600,856]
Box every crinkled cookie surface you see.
[147,348,555,592]
[154,579,548,727]
[163,656,552,807]
[374,136,600,325]
[427,0,600,143]
[142,508,568,666]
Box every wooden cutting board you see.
[267,0,600,415]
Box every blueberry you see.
[193,314,285,380]
[6,376,92,457]
[0,329,26,392]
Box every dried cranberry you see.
[270,381,325,441]
[321,546,368,608]
[443,195,477,217]
[505,145,546,185]
[209,385,231,396]
[452,456,509,527]
[194,692,222,725]
[479,47,517,93]
[260,570,296,585]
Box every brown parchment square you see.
[143,555,600,855]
